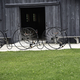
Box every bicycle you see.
[0,30,12,49]
[22,27,44,49]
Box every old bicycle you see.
[41,27,68,50]
[0,30,11,49]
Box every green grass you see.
[0,49,80,80]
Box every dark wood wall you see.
[0,0,6,31]
[0,0,80,38]
[6,7,20,37]
[0,0,2,30]
[61,0,80,36]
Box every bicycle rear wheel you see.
[12,27,38,50]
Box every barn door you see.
[45,5,60,29]
[45,5,60,42]
[6,7,21,42]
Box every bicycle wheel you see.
[0,30,5,48]
[47,27,67,49]
[12,27,38,50]
[42,27,67,50]
[12,29,31,50]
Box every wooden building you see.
[0,0,80,42]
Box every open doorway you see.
[20,7,45,38]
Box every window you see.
[26,14,29,22]
[33,13,36,22]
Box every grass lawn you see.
[0,49,80,80]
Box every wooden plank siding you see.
[45,5,60,28]
[61,0,67,30]
[0,0,2,20]
[45,5,60,42]
[0,0,2,30]
[66,0,71,36]
[0,0,6,31]
[71,0,75,36]
[75,0,80,36]
[2,0,6,31]
[60,0,80,36]
[5,7,20,38]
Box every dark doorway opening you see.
[20,7,45,38]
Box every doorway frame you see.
[20,6,45,39]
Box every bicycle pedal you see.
[30,44,33,48]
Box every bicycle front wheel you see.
[47,27,67,49]
[42,27,67,50]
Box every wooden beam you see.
[5,1,60,7]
